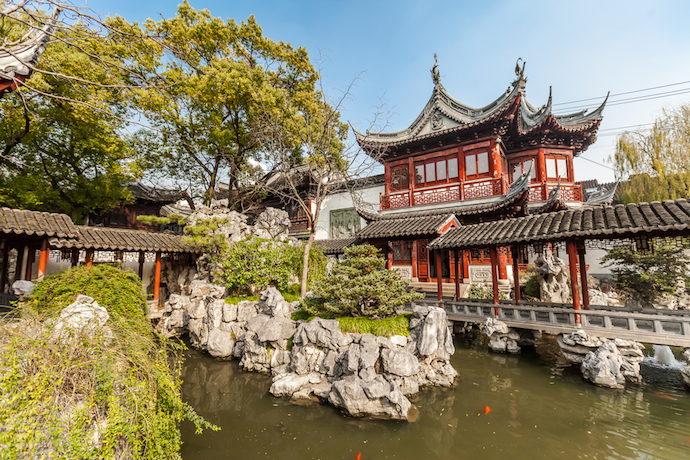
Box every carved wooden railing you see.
[413,184,461,206]
[528,182,583,203]
[463,177,504,200]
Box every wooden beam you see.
[153,251,162,304]
[0,242,8,293]
[138,251,145,279]
[578,243,589,310]
[85,248,94,267]
[70,248,78,267]
[24,245,35,281]
[454,249,460,301]
[435,250,443,301]
[37,239,49,281]
[489,246,500,314]
[14,245,24,285]
[566,239,582,324]
[512,245,521,305]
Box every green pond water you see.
[180,336,690,460]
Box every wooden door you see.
[417,239,429,281]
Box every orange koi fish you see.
[484,406,491,414]
[356,453,362,460]
[655,392,677,400]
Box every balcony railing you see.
[528,182,583,203]
[289,217,309,231]
[380,177,506,211]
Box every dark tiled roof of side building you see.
[0,208,79,238]
[313,237,361,255]
[357,214,457,239]
[50,226,192,253]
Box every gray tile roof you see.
[50,226,192,253]
[0,207,78,238]
[357,214,456,239]
[428,199,690,250]
[314,237,359,255]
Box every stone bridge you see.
[413,298,690,347]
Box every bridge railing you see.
[413,299,690,340]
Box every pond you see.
[180,335,690,460]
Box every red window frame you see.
[390,165,409,191]
[392,240,413,264]
[509,158,538,183]
[545,155,570,181]
[464,150,491,180]
[414,155,459,188]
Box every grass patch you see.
[225,295,260,305]
[290,310,412,337]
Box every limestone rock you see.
[381,348,419,377]
[51,295,110,340]
[252,207,290,241]
[535,248,570,303]
[293,317,349,349]
[257,286,291,318]
[581,342,625,389]
[681,365,690,389]
[390,335,408,347]
[481,318,509,336]
[327,375,411,420]
[481,318,521,353]
[413,306,454,358]
[11,280,34,299]
[207,328,236,359]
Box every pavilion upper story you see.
[353,58,607,214]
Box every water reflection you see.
[181,337,690,460]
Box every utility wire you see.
[553,87,690,114]
[575,155,615,170]
[552,79,690,107]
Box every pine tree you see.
[303,245,424,319]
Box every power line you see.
[553,87,690,115]
[574,155,615,170]
[552,79,690,107]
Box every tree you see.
[302,245,423,319]
[601,242,690,306]
[612,104,690,203]
[0,7,152,221]
[132,1,321,209]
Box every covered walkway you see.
[427,198,690,325]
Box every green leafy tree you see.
[613,104,690,203]
[0,6,155,222]
[303,244,424,319]
[133,1,321,208]
[601,243,690,305]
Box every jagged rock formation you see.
[11,280,35,300]
[252,207,291,241]
[557,330,644,388]
[269,305,457,421]
[534,248,570,303]
[50,294,111,342]
[479,318,539,353]
[682,349,690,389]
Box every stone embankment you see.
[158,287,457,421]
[480,318,540,354]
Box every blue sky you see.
[86,0,690,183]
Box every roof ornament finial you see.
[512,58,527,89]
[431,53,441,85]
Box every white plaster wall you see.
[313,184,384,240]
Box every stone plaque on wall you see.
[330,208,360,238]
[393,266,412,280]
[470,266,492,283]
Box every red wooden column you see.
[85,248,94,267]
[489,246,500,315]
[153,251,162,304]
[512,245,521,305]
[435,250,443,301]
[24,245,35,281]
[70,248,79,267]
[454,249,460,301]
[578,243,589,310]
[138,251,145,279]
[462,250,469,280]
[37,239,49,281]
[0,242,8,293]
[498,249,508,280]
[566,239,582,324]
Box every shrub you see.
[2,267,217,458]
[222,238,294,295]
[290,311,413,336]
[468,283,510,301]
[601,243,690,305]
[302,244,423,319]
[29,265,148,333]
